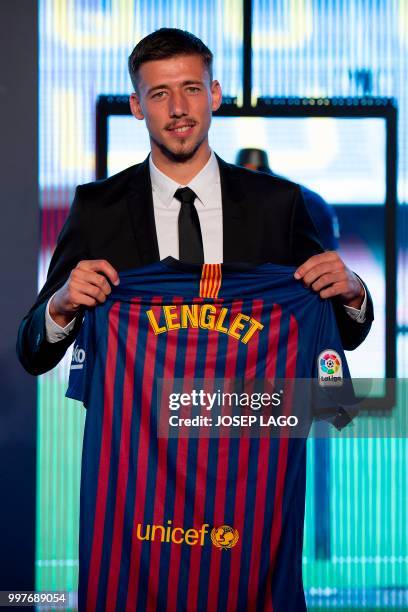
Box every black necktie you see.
[174,187,204,264]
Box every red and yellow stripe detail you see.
[199,263,222,298]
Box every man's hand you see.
[294,251,365,308]
[49,260,120,327]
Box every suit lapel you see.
[215,154,248,262]
[125,155,160,265]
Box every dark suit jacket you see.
[17,154,373,374]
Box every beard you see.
[151,132,206,163]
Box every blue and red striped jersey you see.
[66,257,350,612]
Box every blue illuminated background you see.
[38,1,407,608]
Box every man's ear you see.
[210,80,222,112]
[129,93,144,120]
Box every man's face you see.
[129,54,222,162]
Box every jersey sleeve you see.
[311,299,358,431]
[65,310,94,408]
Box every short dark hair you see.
[128,28,213,92]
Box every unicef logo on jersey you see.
[210,525,239,550]
[71,345,86,370]
[318,349,343,386]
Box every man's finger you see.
[69,290,98,308]
[76,259,120,286]
[70,279,108,304]
[71,268,112,295]
[301,262,343,286]
[319,281,349,299]
[294,251,338,279]
[311,272,345,292]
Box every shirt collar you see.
[149,150,220,208]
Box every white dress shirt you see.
[149,150,223,262]
[45,150,366,342]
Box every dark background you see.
[0,0,38,589]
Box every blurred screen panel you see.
[107,113,387,386]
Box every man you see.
[17,26,372,374]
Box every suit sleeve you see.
[290,185,374,351]
[16,187,89,375]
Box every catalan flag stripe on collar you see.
[199,263,222,298]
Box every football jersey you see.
[66,257,351,612]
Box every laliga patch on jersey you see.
[318,350,343,386]
[71,344,86,370]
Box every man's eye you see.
[186,87,200,93]
[152,91,166,99]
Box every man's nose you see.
[169,90,188,117]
